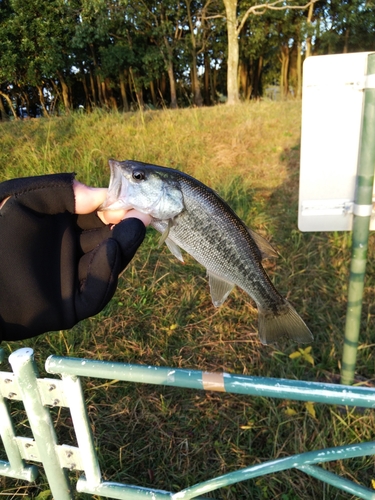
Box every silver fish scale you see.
[165,175,285,312]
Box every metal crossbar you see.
[1,347,375,499]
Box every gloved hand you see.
[0,173,147,341]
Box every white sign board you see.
[298,52,375,232]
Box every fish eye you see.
[132,170,145,181]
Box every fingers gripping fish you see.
[101,159,313,345]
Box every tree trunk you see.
[36,85,49,117]
[186,0,203,107]
[98,79,110,109]
[296,42,302,98]
[0,94,10,120]
[104,78,118,111]
[119,70,129,112]
[211,67,218,104]
[89,69,97,106]
[58,72,71,112]
[21,90,31,117]
[239,59,249,100]
[280,46,289,99]
[239,29,251,100]
[288,42,298,97]
[89,43,104,107]
[81,73,91,111]
[203,51,211,106]
[305,1,314,58]
[98,77,105,107]
[223,0,239,104]
[129,67,144,109]
[50,80,61,114]
[160,73,167,98]
[252,56,263,99]
[167,61,178,109]
[190,50,203,107]
[163,39,178,109]
[149,80,157,108]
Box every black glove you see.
[0,173,146,341]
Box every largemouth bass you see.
[101,159,313,345]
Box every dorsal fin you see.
[247,228,278,260]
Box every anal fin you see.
[208,273,234,307]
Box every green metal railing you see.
[1,347,375,500]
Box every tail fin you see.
[258,301,313,345]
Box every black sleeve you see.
[0,174,146,341]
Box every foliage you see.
[316,0,375,54]
[0,0,374,117]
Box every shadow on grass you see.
[269,142,375,381]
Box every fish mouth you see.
[99,159,130,210]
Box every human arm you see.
[0,173,150,341]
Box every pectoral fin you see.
[247,228,278,259]
[208,273,234,307]
[154,219,184,262]
[158,220,171,247]
[165,238,184,263]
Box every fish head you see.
[101,159,185,219]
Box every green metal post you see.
[0,348,39,482]
[61,374,102,486]
[9,348,74,500]
[341,53,375,385]
[0,392,38,482]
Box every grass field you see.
[0,102,374,499]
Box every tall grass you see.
[0,102,374,499]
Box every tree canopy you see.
[0,0,374,118]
